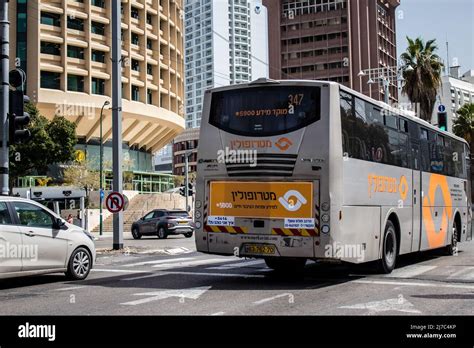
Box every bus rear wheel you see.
[264,257,307,273]
[378,220,398,274]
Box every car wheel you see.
[65,247,92,280]
[132,227,142,240]
[157,227,168,239]
[264,257,306,273]
[378,220,398,274]
[446,221,458,256]
[184,232,193,238]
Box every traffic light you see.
[437,111,447,131]
[179,184,186,197]
[9,90,31,144]
[8,69,30,144]
[187,182,194,196]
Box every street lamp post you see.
[99,100,110,236]
[357,66,412,105]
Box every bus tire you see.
[264,257,306,273]
[378,220,398,274]
[445,220,458,256]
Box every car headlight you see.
[83,230,94,241]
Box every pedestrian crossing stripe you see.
[204,225,249,233]
[271,228,319,237]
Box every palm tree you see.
[453,103,474,150]
[400,37,444,121]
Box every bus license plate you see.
[244,244,275,255]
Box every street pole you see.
[185,152,189,212]
[383,78,390,105]
[99,100,109,237]
[111,0,123,250]
[0,0,9,196]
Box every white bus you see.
[194,79,472,273]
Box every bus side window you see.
[420,128,430,172]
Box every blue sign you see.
[438,104,446,113]
[100,190,104,199]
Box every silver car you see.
[0,197,96,280]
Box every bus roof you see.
[205,79,469,147]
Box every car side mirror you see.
[53,218,66,229]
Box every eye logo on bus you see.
[422,174,453,249]
[275,137,293,151]
[278,190,307,212]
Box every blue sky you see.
[396,0,474,73]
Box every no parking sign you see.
[105,192,125,213]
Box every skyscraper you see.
[184,0,269,129]
[263,0,400,102]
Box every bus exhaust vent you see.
[225,154,297,177]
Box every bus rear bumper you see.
[199,232,316,258]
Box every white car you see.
[0,197,96,280]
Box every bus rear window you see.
[209,86,321,136]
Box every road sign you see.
[438,104,446,113]
[100,189,104,200]
[106,191,124,213]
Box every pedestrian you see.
[66,214,74,224]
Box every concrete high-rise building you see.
[184,0,268,129]
[262,0,400,102]
[8,0,185,192]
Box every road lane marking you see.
[123,257,195,267]
[121,286,212,306]
[121,273,171,281]
[448,267,474,280]
[151,258,233,269]
[207,260,265,270]
[163,247,193,255]
[253,293,294,305]
[53,286,87,291]
[354,279,474,290]
[339,295,421,314]
[211,312,226,316]
[160,271,266,278]
[91,269,148,274]
[385,265,437,278]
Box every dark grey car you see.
[131,210,194,239]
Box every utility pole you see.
[0,0,9,196]
[185,152,189,212]
[111,0,123,250]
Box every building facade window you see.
[41,71,61,89]
[91,78,105,95]
[67,17,84,31]
[40,41,61,55]
[132,86,140,101]
[91,21,105,35]
[68,74,85,92]
[67,45,84,59]
[40,12,61,27]
[91,50,106,63]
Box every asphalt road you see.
[1,233,474,315]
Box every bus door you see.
[410,142,422,252]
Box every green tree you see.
[400,37,444,121]
[453,103,474,150]
[9,103,78,183]
[63,159,100,192]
